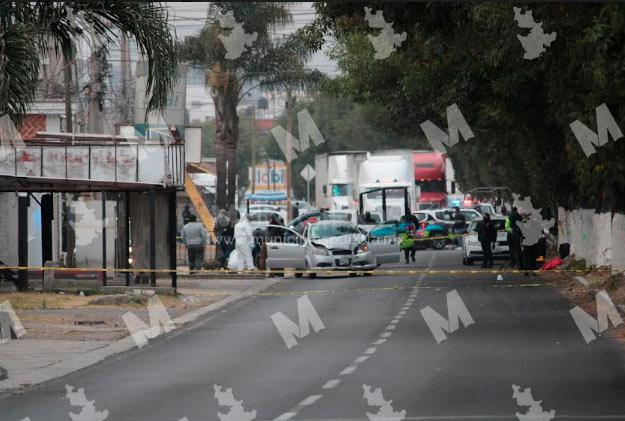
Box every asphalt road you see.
[2,249,625,420]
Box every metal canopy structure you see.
[0,131,185,192]
[0,132,184,291]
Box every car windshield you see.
[363,189,407,199]
[461,211,480,221]
[310,223,360,239]
[332,184,352,197]
[322,212,352,222]
[435,211,454,221]
[470,220,506,232]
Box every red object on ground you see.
[540,257,564,271]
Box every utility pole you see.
[87,47,104,133]
[64,53,73,133]
[74,60,85,133]
[251,105,256,194]
[120,32,131,125]
[286,89,294,221]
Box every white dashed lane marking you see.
[298,395,323,406]
[272,253,435,421]
[322,379,341,389]
[340,365,357,375]
[274,412,297,421]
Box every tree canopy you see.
[178,2,322,209]
[0,1,178,122]
[310,2,625,213]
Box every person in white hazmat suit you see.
[230,213,255,270]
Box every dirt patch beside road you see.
[0,291,222,341]
[541,270,625,346]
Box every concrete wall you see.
[0,193,18,265]
[129,192,171,270]
[558,207,625,271]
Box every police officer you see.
[505,207,523,269]
[478,213,497,268]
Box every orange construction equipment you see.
[184,173,214,232]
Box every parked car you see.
[473,203,498,217]
[431,208,482,226]
[462,217,510,265]
[264,220,400,277]
[413,210,437,224]
[414,222,450,250]
[248,210,285,230]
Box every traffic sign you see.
[300,164,316,182]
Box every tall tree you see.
[310,2,625,213]
[178,2,318,210]
[0,1,177,123]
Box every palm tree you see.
[178,2,320,210]
[0,1,177,123]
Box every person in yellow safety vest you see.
[505,207,523,269]
[505,215,512,233]
[400,230,416,263]
[399,214,418,263]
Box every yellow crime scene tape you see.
[0,264,610,277]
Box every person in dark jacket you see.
[477,214,497,268]
[181,215,207,272]
[452,207,467,247]
[506,207,523,269]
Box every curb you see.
[0,277,282,394]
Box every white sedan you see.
[248,210,285,230]
[462,217,510,265]
[264,221,400,277]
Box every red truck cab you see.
[413,151,447,209]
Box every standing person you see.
[501,204,508,216]
[215,209,231,268]
[400,214,417,263]
[505,206,523,269]
[292,202,300,219]
[478,213,497,268]
[182,204,192,226]
[452,207,467,248]
[181,214,207,273]
[233,213,255,270]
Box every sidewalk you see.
[0,276,281,395]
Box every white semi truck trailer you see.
[314,151,368,210]
[358,150,419,221]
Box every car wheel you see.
[295,272,303,278]
[466,258,474,266]
[305,261,316,279]
[432,239,446,250]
